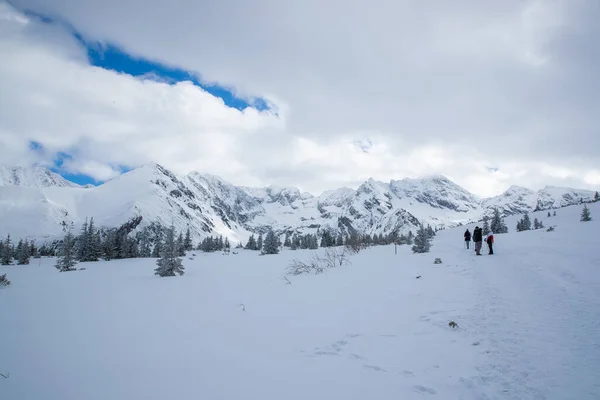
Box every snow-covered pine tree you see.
[283,232,291,247]
[411,224,431,254]
[55,231,78,272]
[184,227,193,251]
[290,234,299,250]
[309,234,319,250]
[336,233,344,246]
[76,218,90,261]
[398,234,407,245]
[86,218,100,261]
[17,239,30,265]
[262,230,280,255]
[490,208,508,234]
[595,191,600,202]
[137,228,152,258]
[154,225,184,277]
[245,234,257,250]
[256,233,263,251]
[521,213,532,230]
[406,231,414,245]
[547,211,551,218]
[581,204,592,222]
[533,218,541,229]
[426,225,436,238]
[15,239,23,262]
[482,216,490,235]
[176,232,186,256]
[102,229,118,261]
[1,234,13,265]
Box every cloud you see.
[2,0,600,197]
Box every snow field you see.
[1,201,599,399]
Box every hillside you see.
[1,201,598,399]
[0,163,597,244]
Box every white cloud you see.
[1,0,600,197]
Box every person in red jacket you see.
[485,231,494,255]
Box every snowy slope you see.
[0,165,81,188]
[1,202,598,399]
[0,163,597,244]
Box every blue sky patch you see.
[20,8,269,112]
[18,5,270,185]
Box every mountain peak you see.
[0,165,81,188]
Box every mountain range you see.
[0,163,596,244]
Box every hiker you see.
[464,229,471,249]
[486,231,494,255]
[473,226,483,256]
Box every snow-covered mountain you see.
[0,165,81,188]
[0,163,597,243]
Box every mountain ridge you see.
[0,163,596,243]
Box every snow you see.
[0,163,597,247]
[0,165,81,188]
[1,201,599,399]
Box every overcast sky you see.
[1,0,599,197]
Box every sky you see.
[1,0,599,197]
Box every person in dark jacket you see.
[472,226,483,255]
[464,229,471,249]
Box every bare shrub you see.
[322,247,352,269]
[287,247,351,276]
[287,255,325,276]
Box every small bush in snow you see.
[287,248,351,276]
[434,258,442,264]
[0,273,11,287]
[287,256,326,276]
[546,226,556,232]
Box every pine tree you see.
[290,234,299,250]
[86,218,100,261]
[262,230,280,255]
[155,225,185,277]
[76,218,90,261]
[176,232,185,256]
[245,234,257,250]
[103,229,118,261]
[406,231,414,245]
[521,212,532,230]
[581,204,592,222]
[55,231,78,272]
[283,232,291,247]
[412,224,431,253]
[184,227,193,251]
[595,191,600,202]
[533,218,541,229]
[1,234,13,265]
[553,211,557,216]
[336,233,344,246]
[490,208,508,234]
[547,211,551,218]
[15,239,23,262]
[256,233,263,251]
[426,225,436,238]
[482,216,490,235]
[17,239,30,265]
